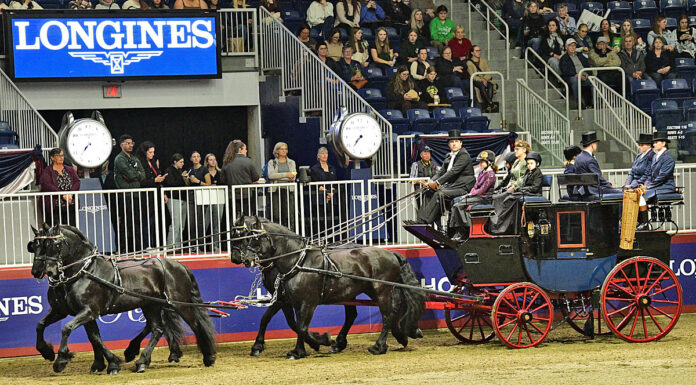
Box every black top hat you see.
[476,150,496,163]
[581,131,599,147]
[652,131,671,143]
[636,133,653,144]
[563,145,581,161]
[525,151,542,166]
[420,145,432,152]
[447,129,463,141]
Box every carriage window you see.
[556,211,585,248]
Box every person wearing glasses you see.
[573,23,593,59]
[39,148,81,226]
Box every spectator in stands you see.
[385,0,411,30]
[69,0,92,9]
[317,42,337,71]
[297,24,318,51]
[435,46,466,89]
[360,0,386,29]
[503,0,525,48]
[560,39,593,108]
[646,36,676,83]
[448,26,472,61]
[187,151,206,187]
[597,19,618,51]
[114,135,145,190]
[200,153,223,252]
[370,27,397,69]
[648,16,677,52]
[173,0,205,8]
[326,29,344,61]
[398,29,424,65]
[222,140,262,216]
[429,5,454,51]
[535,0,553,14]
[563,145,581,200]
[417,66,447,104]
[618,19,646,54]
[124,0,150,8]
[150,0,169,9]
[336,45,368,88]
[260,0,281,17]
[555,4,576,38]
[310,147,338,183]
[574,131,620,198]
[349,27,371,66]
[619,35,650,84]
[410,145,439,179]
[676,14,696,59]
[386,65,425,113]
[573,23,592,59]
[449,150,498,241]
[9,0,42,9]
[267,142,297,229]
[624,133,654,190]
[540,18,564,75]
[407,9,431,44]
[409,0,436,23]
[307,0,334,39]
[589,36,623,86]
[135,141,166,247]
[40,148,80,226]
[410,48,430,80]
[163,153,190,245]
[498,139,530,192]
[113,134,145,251]
[467,45,498,112]
[206,0,220,10]
[95,0,120,9]
[335,0,361,34]
[522,1,545,52]
[309,147,339,233]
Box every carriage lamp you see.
[527,222,536,238]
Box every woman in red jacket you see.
[448,26,472,61]
[39,148,81,226]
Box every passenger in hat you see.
[410,145,440,179]
[414,129,475,225]
[563,145,581,199]
[624,133,655,190]
[644,131,676,201]
[560,38,593,109]
[500,139,531,192]
[495,151,519,192]
[589,35,623,86]
[449,150,498,241]
[573,131,620,199]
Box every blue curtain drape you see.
[0,145,43,189]
[410,133,518,165]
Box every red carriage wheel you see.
[560,303,612,337]
[445,307,495,344]
[601,257,682,343]
[491,283,553,349]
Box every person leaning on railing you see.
[39,148,80,227]
[113,134,146,252]
[267,142,297,230]
[163,153,191,246]
[135,141,167,248]
[222,140,262,218]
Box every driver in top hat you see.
[573,130,620,198]
[415,129,475,225]
[624,133,654,190]
[644,131,676,201]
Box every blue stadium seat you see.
[380,109,411,134]
[683,99,696,121]
[445,87,470,111]
[607,1,632,20]
[459,107,490,132]
[425,45,440,60]
[384,26,399,40]
[689,0,696,16]
[665,17,678,30]
[661,0,685,19]
[631,79,660,111]
[360,27,374,40]
[358,88,387,110]
[282,10,304,34]
[662,78,691,98]
[0,121,19,149]
[633,0,659,20]
[407,109,437,132]
[632,19,652,41]
[652,99,682,131]
[580,1,604,15]
[386,66,399,79]
[432,108,462,132]
[364,66,388,93]
[676,57,696,84]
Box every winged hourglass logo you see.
[68,51,163,74]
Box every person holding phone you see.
[136,141,168,247]
[676,14,696,58]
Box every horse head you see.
[230,216,276,267]
[29,224,94,280]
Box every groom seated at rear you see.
[415,129,475,226]
[573,130,620,199]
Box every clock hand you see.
[353,135,363,146]
[83,142,92,152]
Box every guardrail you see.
[588,75,650,155]
[577,66,626,120]
[524,47,570,119]
[258,6,394,178]
[516,79,570,167]
[469,70,506,128]
[218,8,259,65]
[467,0,510,79]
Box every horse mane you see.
[56,225,95,252]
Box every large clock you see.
[328,109,383,160]
[58,111,113,169]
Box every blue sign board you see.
[6,12,221,81]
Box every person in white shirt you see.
[9,0,43,9]
[306,0,335,39]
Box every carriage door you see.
[556,210,586,250]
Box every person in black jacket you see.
[522,1,546,51]
[646,36,676,83]
[539,18,564,75]
[135,141,167,247]
[560,38,593,108]
[434,46,466,88]
[503,0,525,48]
[417,66,447,104]
[386,65,426,113]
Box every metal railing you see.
[524,47,570,119]
[516,79,570,167]
[588,75,650,155]
[467,0,510,78]
[469,71,506,128]
[229,182,300,232]
[258,6,394,178]
[218,8,259,65]
[577,66,626,120]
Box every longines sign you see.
[5,11,221,81]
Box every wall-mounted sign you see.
[5,11,221,81]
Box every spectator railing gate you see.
[524,47,570,119]
[218,8,259,64]
[467,0,510,79]
[577,66,626,120]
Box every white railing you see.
[469,70,506,128]
[0,68,58,152]
[218,8,259,66]
[524,47,570,119]
[589,75,651,155]
[467,0,510,78]
[258,6,394,178]
[516,79,570,167]
[229,182,299,232]
[577,66,626,120]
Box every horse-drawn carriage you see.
[404,173,684,348]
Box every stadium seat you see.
[580,1,604,15]
[665,17,678,30]
[432,108,462,132]
[683,98,696,121]
[358,88,387,110]
[364,66,388,93]
[459,107,490,132]
[38,0,62,8]
[360,27,374,40]
[661,0,685,19]
[633,0,659,20]
[607,1,632,20]
[662,78,691,98]
[676,57,696,84]
[386,66,399,78]
[690,15,696,25]
[689,0,696,16]
[680,121,696,159]
[631,79,660,111]
[0,121,19,149]
[444,87,470,111]
[425,45,440,60]
[652,99,682,131]
[632,19,651,41]
[406,109,437,132]
[380,109,410,134]
[282,10,304,34]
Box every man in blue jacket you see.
[560,39,592,108]
[644,131,676,201]
[574,131,620,199]
[624,133,654,189]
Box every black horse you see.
[28,224,217,373]
[231,217,425,357]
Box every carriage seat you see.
[655,192,684,205]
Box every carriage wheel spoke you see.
[628,307,639,338]
[524,324,535,344]
[512,290,522,310]
[521,287,528,308]
[495,310,517,317]
[524,293,540,311]
[644,271,668,295]
[651,299,679,305]
[634,261,642,292]
[609,281,636,297]
[620,269,638,294]
[478,319,487,339]
[646,307,665,332]
[650,283,677,297]
[529,302,549,314]
[481,316,493,328]
[641,262,654,293]
[604,296,632,302]
[506,323,518,341]
[456,316,473,334]
[649,305,674,320]
[517,326,523,345]
[607,303,634,318]
[614,306,637,330]
[527,321,545,334]
[468,317,476,340]
[501,297,519,312]
[641,307,649,339]
[498,316,518,329]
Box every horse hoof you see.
[250,349,262,357]
[124,350,138,363]
[203,355,216,367]
[368,345,387,355]
[168,357,180,363]
[53,360,67,373]
[136,364,147,373]
[40,349,56,362]
[90,361,107,373]
[108,369,119,375]
[413,328,423,339]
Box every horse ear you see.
[252,216,261,229]
[31,225,38,236]
[41,222,50,232]
[234,215,244,227]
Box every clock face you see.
[339,113,382,159]
[65,119,112,168]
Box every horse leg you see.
[368,289,395,355]
[250,301,284,356]
[53,309,96,373]
[83,320,122,374]
[134,308,165,373]
[35,306,66,361]
[174,305,217,367]
[290,303,330,357]
[124,322,150,363]
[331,305,357,353]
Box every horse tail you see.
[161,307,184,348]
[391,252,426,339]
[185,267,218,363]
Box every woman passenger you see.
[449,150,498,240]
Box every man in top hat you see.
[624,133,654,190]
[644,131,676,201]
[573,130,620,198]
[415,129,475,225]
[410,145,440,179]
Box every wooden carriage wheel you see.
[601,257,682,343]
[444,304,495,344]
[491,283,553,348]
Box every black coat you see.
[540,34,564,58]
[518,167,543,195]
[523,13,545,39]
[417,77,447,104]
[559,52,589,81]
[434,56,465,87]
[432,149,475,191]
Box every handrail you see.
[524,47,570,119]
[516,79,570,166]
[577,66,626,120]
[588,75,650,155]
[258,6,394,177]
[218,8,259,66]
[469,71,506,129]
[467,0,510,79]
